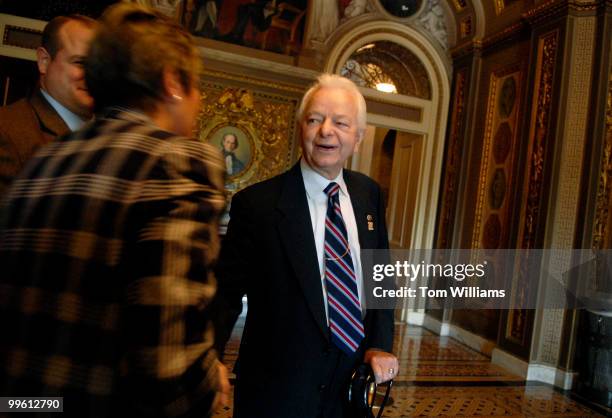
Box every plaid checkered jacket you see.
[0,109,226,417]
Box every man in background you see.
[0,14,96,195]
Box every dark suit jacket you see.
[0,91,69,195]
[215,162,394,418]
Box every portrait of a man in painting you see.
[211,126,252,178]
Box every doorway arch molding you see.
[324,21,451,251]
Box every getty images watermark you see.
[361,249,612,311]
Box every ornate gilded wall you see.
[193,68,305,227]
[448,33,531,343]
[197,80,299,192]
[593,72,612,251]
[440,0,607,363]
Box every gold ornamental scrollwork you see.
[197,86,296,193]
[521,31,558,250]
[452,0,467,11]
[494,0,505,15]
[593,71,612,249]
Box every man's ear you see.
[352,129,365,153]
[356,128,365,144]
[36,47,51,76]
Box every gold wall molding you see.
[366,95,427,112]
[481,22,525,49]
[452,0,468,11]
[494,0,525,16]
[437,68,468,248]
[523,0,603,25]
[451,41,480,60]
[201,68,305,94]
[520,31,559,250]
[495,0,506,15]
[522,0,566,23]
[460,17,473,39]
[593,71,612,249]
[451,22,525,58]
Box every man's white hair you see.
[297,74,367,133]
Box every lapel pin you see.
[367,214,374,231]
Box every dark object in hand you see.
[347,364,393,418]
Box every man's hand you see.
[213,362,231,411]
[364,349,399,384]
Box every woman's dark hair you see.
[85,3,201,112]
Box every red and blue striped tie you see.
[324,182,364,355]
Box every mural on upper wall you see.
[0,0,115,20]
[158,0,449,55]
[181,0,308,55]
[182,0,376,53]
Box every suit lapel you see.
[30,91,70,137]
[344,171,377,250]
[277,164,329,340]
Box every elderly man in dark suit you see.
[0,14,96,195]
[215,73,399,418]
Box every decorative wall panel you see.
[518,31,558,250]
[506,30,559,350]
[462,59,526,344]
[437,68,468,249]
[471,64,524,251]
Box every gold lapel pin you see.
[367,214,374,231]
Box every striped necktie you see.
[324,182,364,355]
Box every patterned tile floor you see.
[214,320,609,418]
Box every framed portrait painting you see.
[209,125,254,179]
